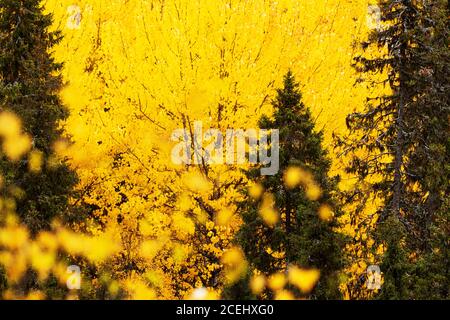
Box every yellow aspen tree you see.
[43,0,381,298]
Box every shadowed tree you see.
[0,0,81,295]
[337,0,449,299]
[228,71,347,299]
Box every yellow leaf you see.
[221,247,248,285]
[215,208,233,226]
[259,206,279,227]
[249,183,264,199]
[183,171,210,193]
[29,150,44,173]
[250,274,266,295]
[189,287,219,300]
[125,279,156,300]
[259,193,279,227]
[306,184,322,201]
[84,235,120,263]
[3,134,31,161]
[30,243,55,280]
[275,290,295,300]
[140,240,163,261]
[0,226,29,249]
[267,273,287,291]
[0,112,21,138]
[26,291,45,300]
[318,205,334,222]
[284,167,304,189]
[288,266,320,294]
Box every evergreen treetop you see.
[234,71,346,300]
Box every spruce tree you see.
[405,0,449,299]
[0,0,79,234]
[235,71,347,299]
[337,0,449,299]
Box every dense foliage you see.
[233,72,347,299]
[336,0,449,299]
[0,0,447,300]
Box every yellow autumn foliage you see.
[0,0,388,300]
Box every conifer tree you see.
[0,0,79,234]
[405,0,449,299]
[337,0,449,299]
[234,71,347,299]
